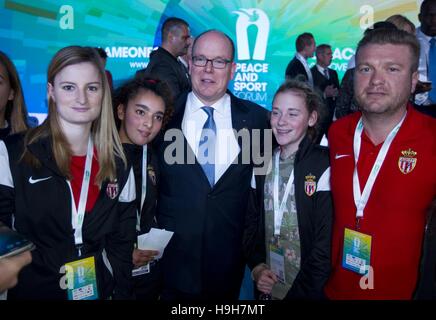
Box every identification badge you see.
[342,228,372,274]
[269,244,285,283]
[65,256,98,300]
[132,263,150,277]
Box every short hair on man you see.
[191,29,235,61]
[295,32,314,52]
[363,21,397,36]
[356,28,420,72]
[420,0,435,14]
[161,17,189,42]
[316,44,331,56]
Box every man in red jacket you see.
[325,28,436,299]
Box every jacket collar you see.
[294,134,316,164]
[153,46,178,63]
[27,135,65,177]
[346,103,420,142]
[169,90,251,130]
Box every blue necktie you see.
[429,38,436,103]
[198,107,216,187]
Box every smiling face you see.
[190,31,236,106]
[271,91,317,155]
[48,62,103,131]
[354,43,418,117]
[117,89,165,146]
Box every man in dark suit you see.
[136,17,191,100]
[285,32,316,87]
[156,29,270,300]
[311,44,339,140]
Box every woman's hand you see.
[0,251,32,291]
[252,264,278,294]
[132,248,159,268]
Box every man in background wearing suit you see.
[285,32,316,87]
[156,29,269,300]
[311,44,339,140]
[414,0,436,117]
[136,17,191,100]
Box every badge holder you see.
[269,241,285,284]
[132,263,150,277]
[342,228,372,275]
[65,253,99,300]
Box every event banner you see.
[0,0,420,122]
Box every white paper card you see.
[137,228,174,260]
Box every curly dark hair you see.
[113,77,174,130]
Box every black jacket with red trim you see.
[0,133,137,300]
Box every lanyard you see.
[273,149,295,236]
[352,113,406,222]
[136,145,147,232]
[68,136,93,256]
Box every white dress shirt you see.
[295,52,314,87]
[316,64,329,79]
[416,27,432,105]
[182,92,240,184]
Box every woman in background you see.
[0,51,29,139]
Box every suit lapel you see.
[167,94,214,189]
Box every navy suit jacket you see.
[311,66,340,140]
[311,66,339,112]
[285,57,310,82]
[156,91,269,299]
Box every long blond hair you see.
[22,46,126,186]
[0,51,29,134]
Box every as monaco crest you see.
[398,148,417,175]
[106,181,119,199]
[304,174,316,197]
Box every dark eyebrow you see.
[272,107,301,112]
[58,81,101,85]
[135,104,165,115]
[135,104,150,111]
[287,108,301,112]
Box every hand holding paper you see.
[137,228,174,260]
